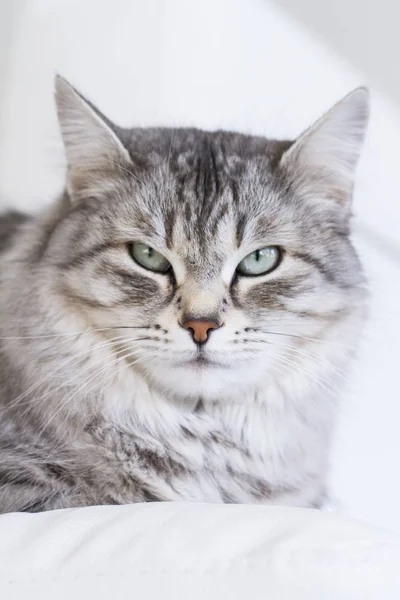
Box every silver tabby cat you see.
[0,77,369,513]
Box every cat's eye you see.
[130,243,171,273]
[236,246,281,276]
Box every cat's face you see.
[48,78,369,401]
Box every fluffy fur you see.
[0,78,369,513]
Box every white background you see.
[270,0,400,105]
[0,0,399,534]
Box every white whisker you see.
[34,349,155,442]
[0,325,150,341]
[273,354,342,401]
[257,329,354,350]
[241,337,349,384]
[29,340,150,416]
[0,335,133,415]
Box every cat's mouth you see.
[182,353,228,369]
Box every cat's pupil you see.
[254,250,261,262]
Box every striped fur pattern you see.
[0,78,369,513]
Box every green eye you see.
[131,243,171,273]
[237,246,281,276]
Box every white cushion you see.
[0,503,399,599]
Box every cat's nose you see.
[181,319,221,345]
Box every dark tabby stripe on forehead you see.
[209,144,221,196]
[210,202,229,236]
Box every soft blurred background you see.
[0,0,399,533]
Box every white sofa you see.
[1,503,399,599]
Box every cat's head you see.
[48,76,369,402]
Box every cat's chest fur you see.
[69,374,331,509]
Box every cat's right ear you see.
[279,88,369,210]
[55,75,131,201]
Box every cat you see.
[0,76,369,513]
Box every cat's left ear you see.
[55,75,131,200]
[280,88,369,208]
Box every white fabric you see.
[0,503,399,599]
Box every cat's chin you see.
[141,357,267,403]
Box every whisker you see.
[74,349,155,407]
[256,329,354,350]
[273,354,342,401]
[0,325,152,341]
[36,350,157,464]
[1,336,131,413]
[38,349,158,455]
[34,349,155,441]
[238,337,350,383]
[28,339,152,413]
[1,335,146,416]
[272,341,350,384]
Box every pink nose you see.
[182,320,220,344]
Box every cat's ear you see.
[55,75,131,200]
[280,88,369,208]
